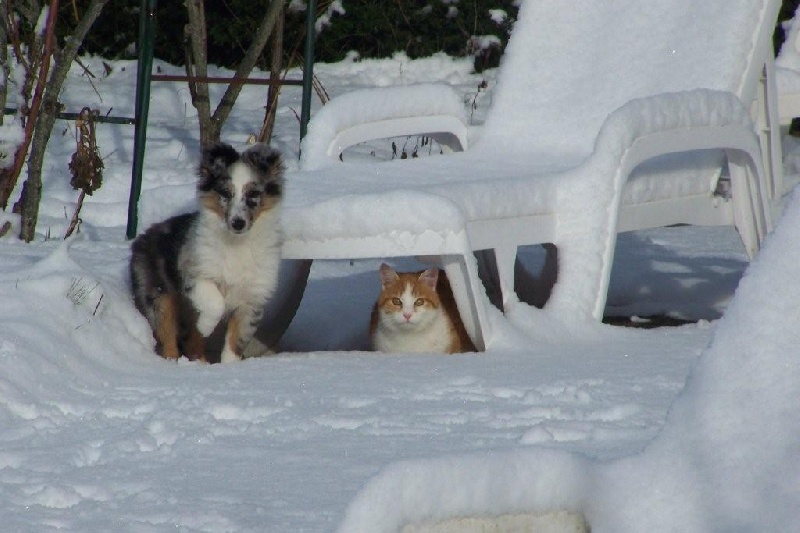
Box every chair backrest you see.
[478,0,779,158]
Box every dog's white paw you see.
[190,280,225,336]
[196,310,222,337]
[242,337,272,358]
[220,346,241,363]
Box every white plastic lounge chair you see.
[280,0,782,351]
[334,153,800,533]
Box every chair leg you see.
[492,244,518,312]
[547,226,618,322]
[474,249,503,310]
[250,258,313,351]
[728,150,767,258]
[756,59,784,205]
[441,253,492,351]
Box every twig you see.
[74,57,103,102]
[64,189,85,239]
[312,74,330,104]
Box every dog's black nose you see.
[230,218,246,232]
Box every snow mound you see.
[336,190,800,532]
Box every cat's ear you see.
[418,268,439,290]
[379,263,399,288]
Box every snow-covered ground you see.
[0,49,797,531]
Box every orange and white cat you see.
[369,263,476,354]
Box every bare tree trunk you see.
[210,1,284,139]
[16,0,110,241]
[0,0,8,125]
[184,0,286,144]
[258,7,284,143]
[2,0,58,213]
[183,0,212,145]
[0,4,34,206]
[14,107,55,238]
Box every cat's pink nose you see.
[403,313,412,321]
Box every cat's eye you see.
[391,298,402,306]
[414,298,425,306]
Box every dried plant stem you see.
[64,190,85,239]
[0,0,59,210]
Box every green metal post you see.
[126,0,157,239]
[300,0,316,141]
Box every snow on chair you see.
[280,0,782,352]
[300,84,470,168]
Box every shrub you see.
[60,0,518,70]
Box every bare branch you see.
[183,0,212,143]
[210,0,286,140]
[16,0,110,241]
[258,7,285,143]
[1,0,59,212]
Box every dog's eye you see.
[215,187,233,202]
[245,191,260,208]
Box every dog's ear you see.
[197,142,240,190]
[242,144,284,196]
[242,144,284,177]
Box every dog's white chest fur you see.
[190,209,281,309]
[180,208,282,361]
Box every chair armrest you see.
[596,89,772,254]
[300,83,469,170]
[596,89,756,175]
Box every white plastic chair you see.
[280,0,782,351]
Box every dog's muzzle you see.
[230,217,247,233]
